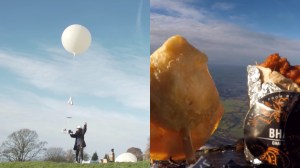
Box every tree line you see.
[0,128,150,162]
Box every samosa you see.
[150,35,223,163]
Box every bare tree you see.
[44,147,66,162]
[144,137,150,161]
[127,147,143,161]
[0,129,47,161]
[65,149,75,163]
[64,148,89,162]
[83,152,89,161]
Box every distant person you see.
[109,148,115,162]
[69,122,87,163]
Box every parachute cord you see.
[69,53,76,101]
[65,54,76,131]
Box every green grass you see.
[213,98,249,139]
[221,98,248,113]
[0,161,150,168]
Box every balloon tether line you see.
[67,53,76,107]
[70,53,76,98]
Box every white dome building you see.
[115,152,137,162]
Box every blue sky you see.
[0,0,149,159]
[151,0,300,65]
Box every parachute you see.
[67,96,73,106]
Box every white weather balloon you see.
[61,24,91,55]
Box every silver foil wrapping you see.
[246,65,283,164]
[245,65,300,167]
[247,65,283,108]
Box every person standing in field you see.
[69,122,87,163]
[109,148,115,162]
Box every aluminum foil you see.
[247,65,282,108]
[245,65,300,167]
[245,65,283,164]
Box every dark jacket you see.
[70,123,87,150]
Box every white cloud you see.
[0,88,149,157]
[0,42,149,111]
[151,0,206,20]
[150,1,300,65]
[0,41,149,156]
[211,2,235,11]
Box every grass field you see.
[0,161,150,168]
